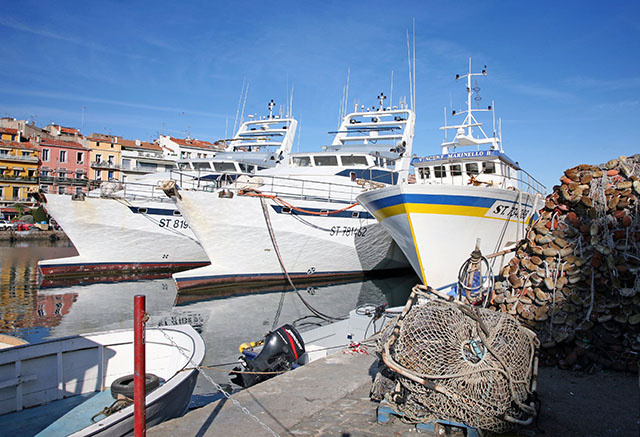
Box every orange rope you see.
[240,190,359,216]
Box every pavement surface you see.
[150,349,639,437]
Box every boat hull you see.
[39,194,209,278]
[357,184,543,290]
[172,189,409,291]
[0,325,205,436]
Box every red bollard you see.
[134,295,146,437]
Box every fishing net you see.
[374,285,539,433]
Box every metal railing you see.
[418,167,546,196]
[0,175,38,183]
[172,170,368,205]
[0,154,39,163]
[91,161,120,169]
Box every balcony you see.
[91,161,120,170]
[0,175,38,183]
[121,165,158,173]
[39,176,54,183]
[0,154,39,163]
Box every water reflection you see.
[0,242,419,387]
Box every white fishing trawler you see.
[165,96,416,291]
[357,62,546,293]
[38,104,297,279]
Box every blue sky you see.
[1,1,638,190]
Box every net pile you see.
[374,288,538,433]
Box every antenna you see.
[239,82,250,125]
[289,84,294,119]
[390,70,394,108]
[412,18,416,110]
[268,99,275,119]
[377,92,387,110]
[473,80,481,108]
[443,106,447,141]
[233,79,246,135]
[406,28,413,110]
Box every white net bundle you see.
[376,287,539,433]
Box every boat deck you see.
[0,390,113,436]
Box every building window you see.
[59,150,67,163]
[0,187,3,198]
[41,170,49,177]
[465,163,479,176]
[58,186,65,194]
[122,158,131,169]
[94,170,101,180]
[434,166,446,178]
[107,170,114,179]
[41,185,48,193]
[42,148,49,161]
[0,149,8,155]
[77,152,83,164]
[107,155,114,165]
[450,164,462,176]
[59,172,66,179]
[96,154,102,163]
[21,151,30,157]
[13,169,20,177]
[13,187,20,199]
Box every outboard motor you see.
[231,324,305,388]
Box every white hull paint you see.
[39,194,209,277]
[0,325,205,436]
[357,184,543,290]
[172,189,409,291]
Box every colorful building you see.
[36,138,90,195]
[86,134,122,183]
[157,135,224,160]
[0,140,39,208]
[119,139,175,182]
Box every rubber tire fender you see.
[110,373,160,399]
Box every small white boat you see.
[0,325,205,436]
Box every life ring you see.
[110,373,160,399]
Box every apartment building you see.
[0,140,39,207]
[37,138,91,195]
[119,139,175,182]
[86,134,122,184]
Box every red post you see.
[134,295,146,437]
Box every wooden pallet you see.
[377,401,481,436]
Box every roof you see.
[87,136,115,143]
[169,136,222,150]
[0,128,19,135]
[37,138,88,150]
[119,139,162,151]
[49,125,82,136]
[0,140,38,151]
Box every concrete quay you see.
[149,349,638,437]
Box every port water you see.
[0,241,417,393]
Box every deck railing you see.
[418,167,546,196]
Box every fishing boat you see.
[0,324,205,436]
[357,62,546,293]
[38,106,297,279]
[165,97,415,292]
